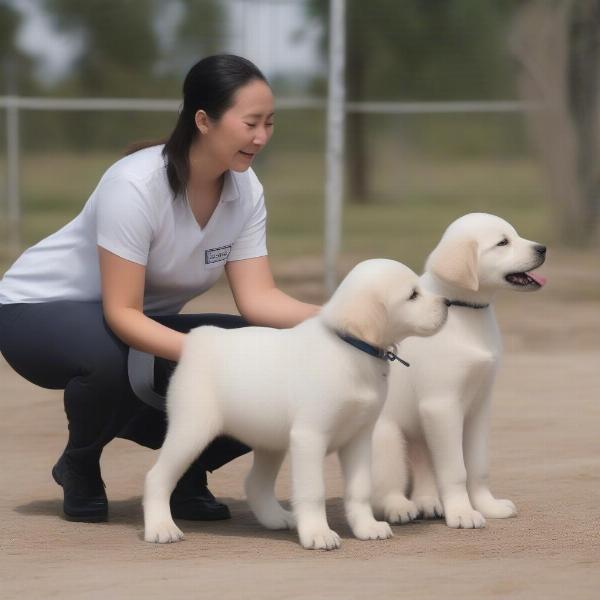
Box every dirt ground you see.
[1,250,599,599]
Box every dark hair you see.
[161,54,268,196]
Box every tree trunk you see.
[346,43,369,203]
[568,0,600,240]
[510,0,600,244]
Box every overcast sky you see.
[14,0,323,84]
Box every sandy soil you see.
[1,250,599,599]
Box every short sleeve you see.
[227,185,268,262]
[95,176,154,266]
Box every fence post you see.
[324,0,346,295]
[6,95,21,257]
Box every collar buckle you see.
[334,331,410,367]
[384,349,410,367]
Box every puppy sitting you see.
[371,213,547,529]
[143,259,448,549]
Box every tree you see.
[43,0,160,96]
[306,0,519,202]
[166,0,226,74]
[511,0,600,244]
[42,0,226,94]
[1,1,37,95]
[38,0,225,149]
[568,0,600,242]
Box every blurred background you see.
[1,0,598,291]
[2,4,600,593]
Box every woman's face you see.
[200,79,275,173]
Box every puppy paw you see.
[144,519,185,544]
[299,527,341,550]
[352,519,394,541]
[258,509,297,530]
[444,506,486,529]
[376,493,419,524]
[413,495,444,519]
[474,498,517,519]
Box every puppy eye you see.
[409,289,419,301]
[497,238,509,247]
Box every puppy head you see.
[321,259,448,348]
[426,213,547,293]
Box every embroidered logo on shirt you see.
[205,245,232,264]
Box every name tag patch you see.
[205,245,232,265]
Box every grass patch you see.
[1,151,550,276]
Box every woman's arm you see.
[98,247,185,361]
[225,256,320,328]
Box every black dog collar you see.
[335,332,410,367]
[446,300,490,310]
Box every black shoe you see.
[52,453,108,523]
[170,464,230,521]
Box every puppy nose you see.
[535,245,546,255]
[444,298,451,307]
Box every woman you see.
[0,54,318,523]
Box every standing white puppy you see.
[371,213,547,529]
[144,259,448,549]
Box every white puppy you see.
[143,259,448,549]
[371,213,547,529]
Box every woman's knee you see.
[78,338,129,387]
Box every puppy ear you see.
[427,238,479,291]
[340,295,387,347]
[322,289,388,347]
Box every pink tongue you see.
[527,271,547,286]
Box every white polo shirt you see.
[0,145,268,314]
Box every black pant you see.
[0,301,251,471]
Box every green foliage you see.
[307,0,522,101]
[0,1,20,61]
[9,0,226,150]
[172,0,227,70]
[1,145,549,273]
[43,0,160,94]
[0,0,38,94]
[305,0,525,200]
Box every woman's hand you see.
[98,247,185,361]
[226,256,319,328]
